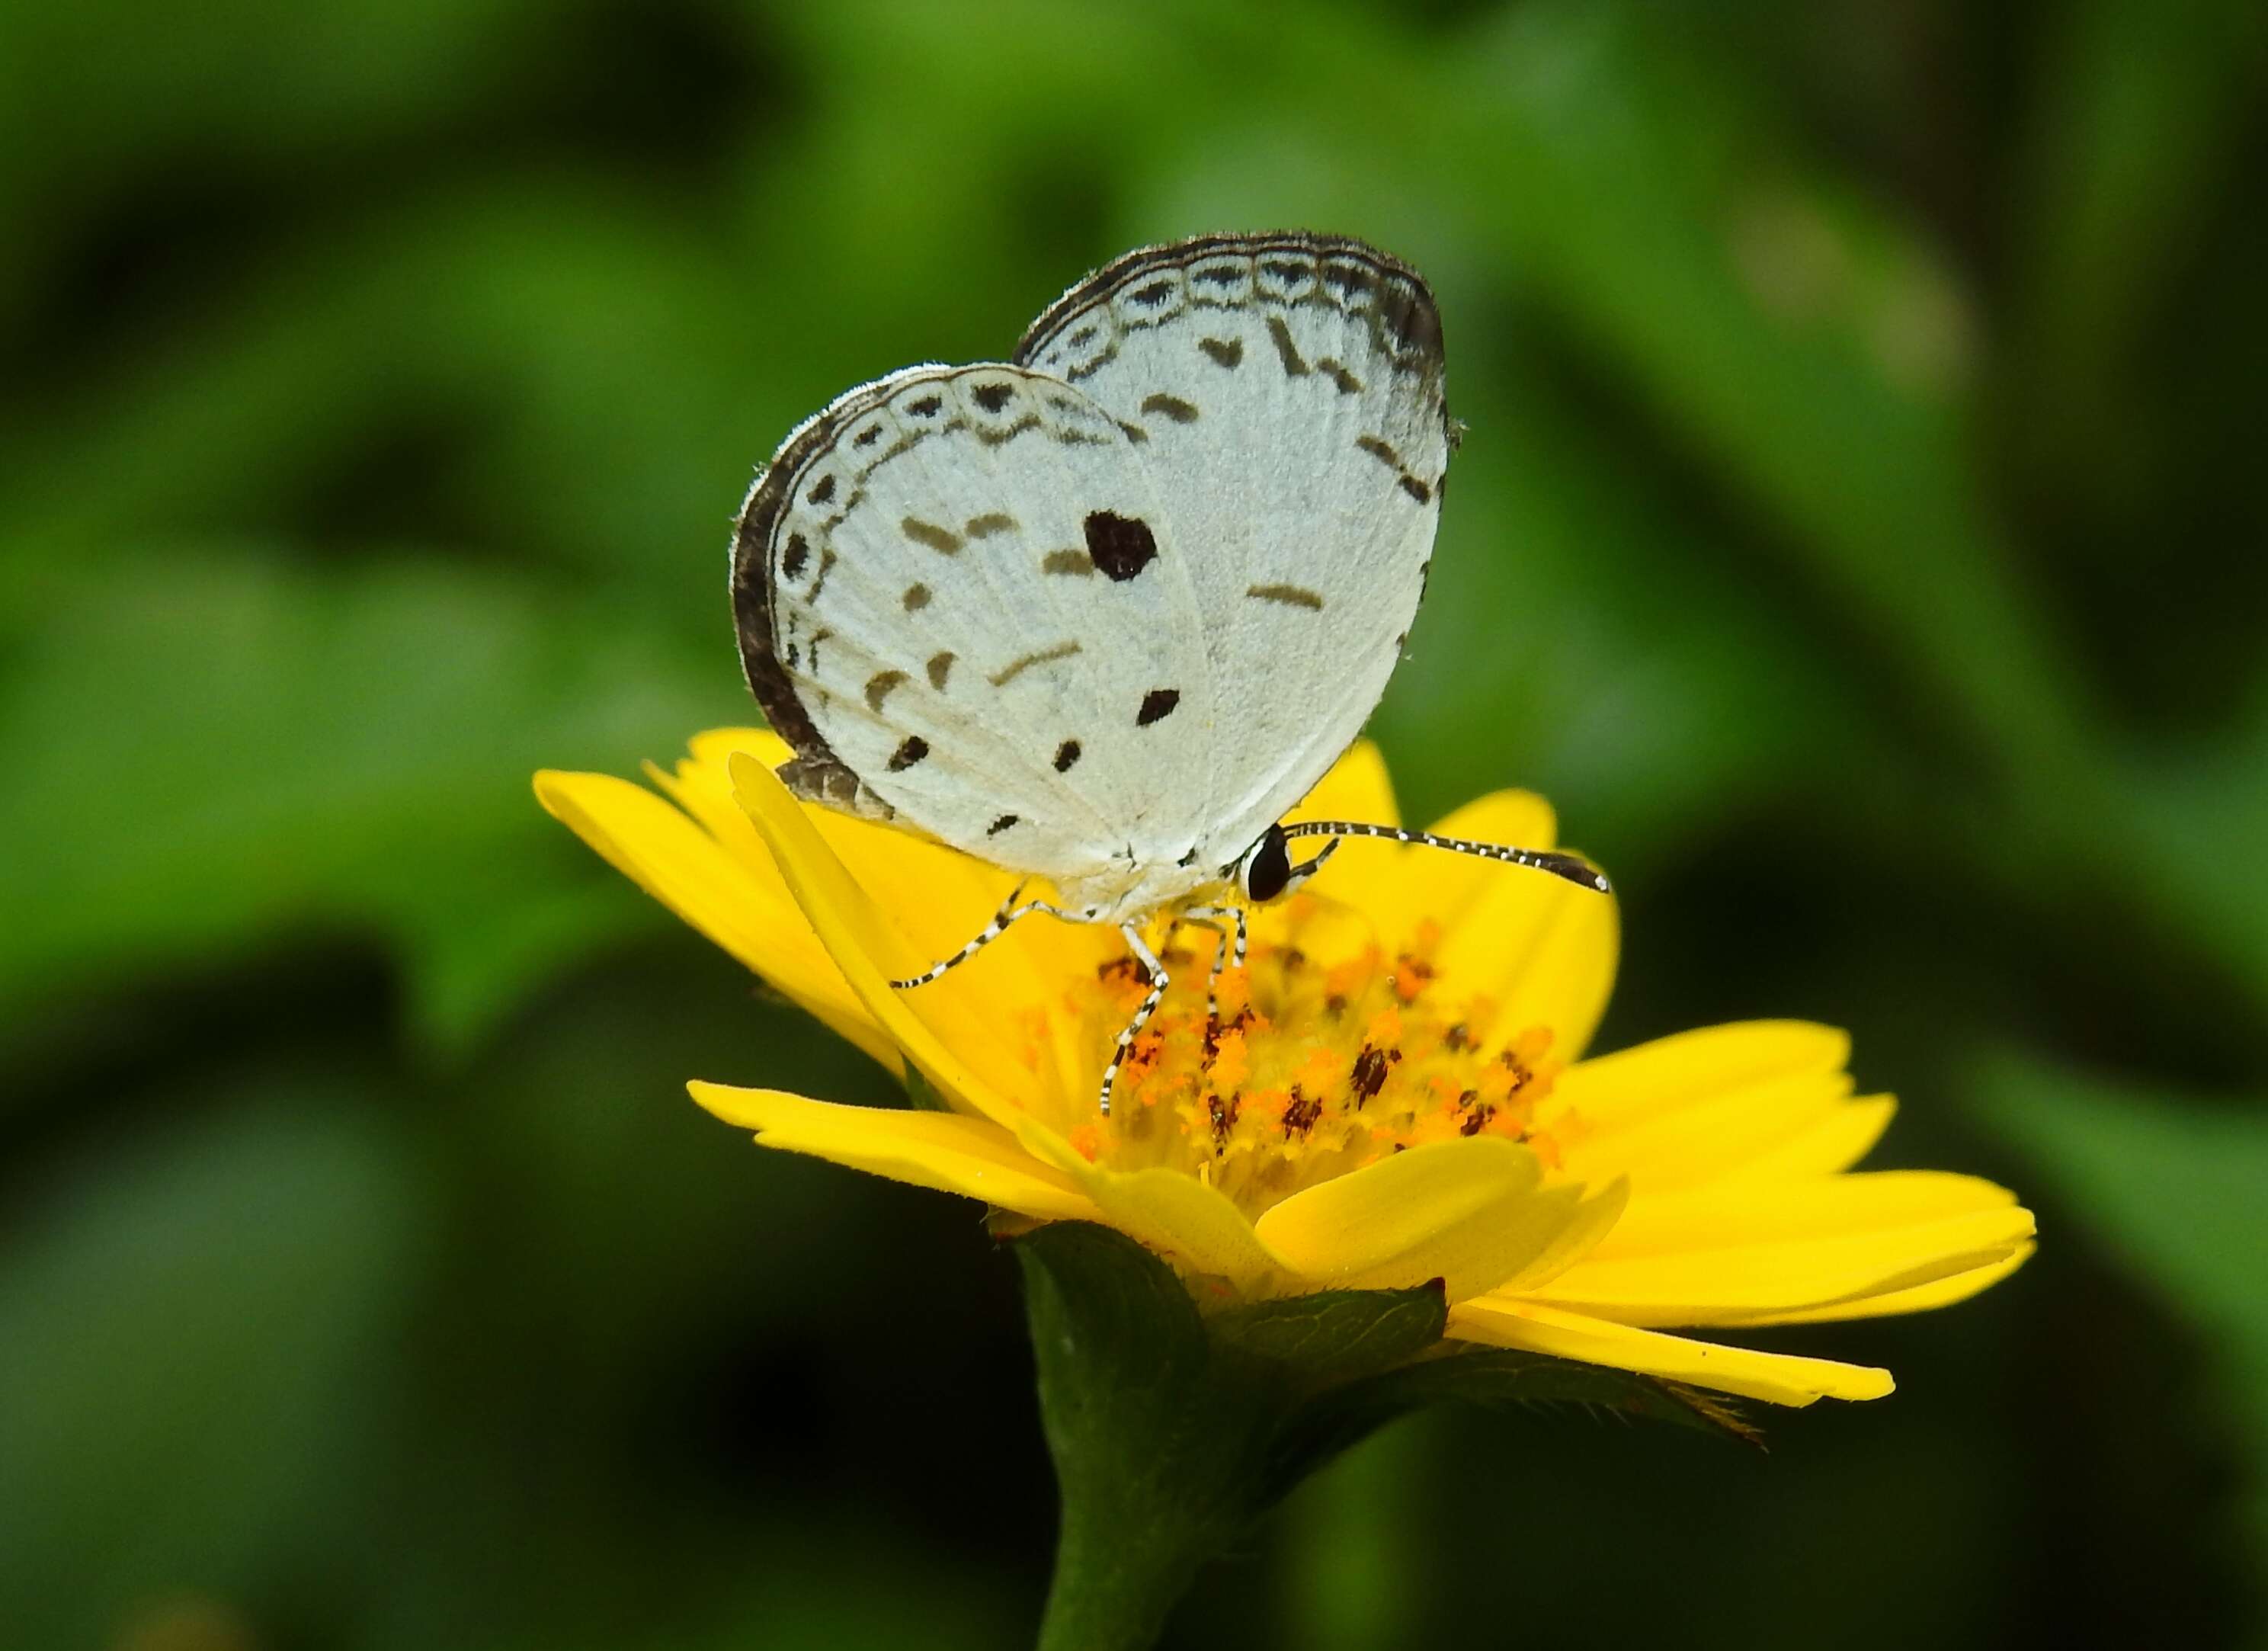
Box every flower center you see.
[1051,902,1563,1220]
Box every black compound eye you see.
[1240,826,1293,902]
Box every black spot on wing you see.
[1055,739,1082,773]
[1265,316,1309,377]
[1139,393,1200,422]
[965,512,1017,538]
[1042,549,1095,576]
[1199,337,1242,369]
[781,532,809,579]
[987,813,1018,836]
[864,670,907,712]
[1358,434,1434,505]
[887,736,928,772]
[1136,688,1180,726]
[1084,511,1157,582]
[977,413,1043,447]
[808,474,836,505]
[972,382,1016,413]
[927,651,955,689]
[990,641,1081,687]
[1246,583,1325,610]
[902,516,962,553]
[902,583,931,611]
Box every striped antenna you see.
[1281,821,1611,893]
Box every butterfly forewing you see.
[732,363,1219,891]
[1014,233,1447,867]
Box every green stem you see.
[1017,1226,1278,1651]
[1035,1479,1238,1651]
[1011,1223,1502,1649]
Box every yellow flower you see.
[537,729,2033,1409]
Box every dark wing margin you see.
[729,373,908,816]
[1011,229,1446,386]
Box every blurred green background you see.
[5,1,2265,1646]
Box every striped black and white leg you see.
[1280,821,1610,893]
[891,884,1072,990]
[1098,923,1169,1117]
[1176,913,1229,1022]
[1177,904,1248,1022]
[1287,839,1337,888]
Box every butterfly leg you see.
[890,883,1072,989]
[1176,905,1248,1024]
[1288,839,1338,887]
[1099,923,1169,1117]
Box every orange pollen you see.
[1063,925,1564,1221]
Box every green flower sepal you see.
[1017,1221,1757,1651]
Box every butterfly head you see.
[1229,824,1335,906]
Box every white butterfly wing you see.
[733,233,1446,913]
[1014,233,1447,868]
[731,363,1221,894]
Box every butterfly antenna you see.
[1280,821,1610,893]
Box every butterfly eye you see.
[1237,825,1293,902]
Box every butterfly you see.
[730,231,1607,1113]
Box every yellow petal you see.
[533,770,895,1070]
[1285,739,1400,829]
[1254,1136,1577,1301]
[675,732,1041,948]
[1062,1162,1289,1292]
[687,725,793,774]
[1280,739,1403,902]
[1547,1022,1881,1191]
[1447,1296,1895,1406]
[1312,787,1544,950]
[1424,793,1616,1063]
[1352,790,1558,943]
[719,745,1112,1114]
[1590,1171,2023,1258]
[1493,1175,1632,1293]
[1552,1020,1850,1130]
[724,750,1045,1129]
[1741,1240,2036,1326]
[688,1082,1103,1223]
[1532,1197,2036,1328]
[1716,1095,1896,1180]
[644,729,799,887]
